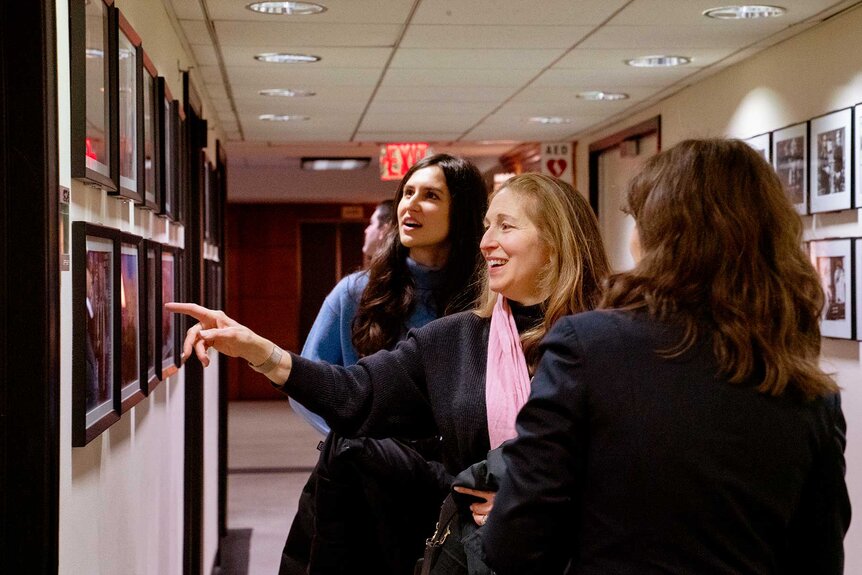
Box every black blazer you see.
[481,310,851,575]
[284,310,493,475]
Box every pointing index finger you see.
[164,302,212,322]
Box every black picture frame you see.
[140,51,160,211]
[157,78,180,222]
[119,232,146,411]
[744,132,771,162]
[69,0,118,190]
[143,239,161,393]
[112,8,144,203]
[772,122,808,215]
[809,108,853,213]
[810,238,855,340]
[72,221,121,446]
[157,244,181,379]
[203,157,214,243]
[855,104,862,210]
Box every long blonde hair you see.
[603,138,836,399]
[476,173,610,371]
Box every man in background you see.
[362,200,393,266]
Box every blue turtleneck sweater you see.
[289,258,444,435]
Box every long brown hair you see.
[352,154,488,356]
[476,173,610,371]
[603,138,836,399]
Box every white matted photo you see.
[855,105,861,209]
[772,122,808,214]
[810,239,854,339]
[744,133,771,162]
[809,108,853,213]
[857,239,862,342]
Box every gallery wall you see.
[575,4,862,571]
[56,0,224,572]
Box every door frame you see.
[0,1,61,572]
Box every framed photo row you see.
[809,238,857,341]
[759,103,862,215]
[72,221,183,446]
[69,1,184,223]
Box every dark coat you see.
[279,311,494,574]
[282,311,494,476]
[481,310,851,575]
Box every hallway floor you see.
[228,400,321,575]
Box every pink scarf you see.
[485,294,532,449]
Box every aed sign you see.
[380,142,429,181]
[540,142,574,184]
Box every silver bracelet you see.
[248,344,284,374]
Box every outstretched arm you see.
[165,302,292,384]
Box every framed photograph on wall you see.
[810,239,854,339]
[203,158,214,243]
[113,9,144,203]
[157,78,179,222]
[140,52,160,211]
[119,233,146,411]
[158,244,180,379]
[72,222,121,446]
[810,108,853,213]
[143,240,161,393]
[744,133,771,162]
[855,104,862,210]
[69,0,118,190]
[772,122,808,215]
[857,239,862,342]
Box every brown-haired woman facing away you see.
[481,138,851,575]
[167,173,611,574]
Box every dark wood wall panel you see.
[226,203,377,400]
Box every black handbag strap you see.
[417,494,460,575]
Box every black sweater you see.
[284,310,495,475]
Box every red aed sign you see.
[379,142,429,181]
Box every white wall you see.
[575,5,862,570]
[56,0,223,572]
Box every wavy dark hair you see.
[475,173,610,372]
[602,138,836,399]
[352,154,488,356]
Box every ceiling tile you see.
[168,0,204,21]
[553,48,729,69]
[389,48,563,70]
[190,43,219,67]
[214,21,401,47]
[373,85,513,103]
[533,67,697,89]
[354,132,463,142]
[233,85,376,104]
[365,100,497,116]
[204,0,414,23]
[412,0,630,25]
[211,46,392,68]
[401,25,594,49]
[214,66,382,87]
[610,0,842,25]
[179,19,209,42]
[381,67,538,87]
[360,114,487,133]
[580,25,769,50]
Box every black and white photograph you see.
[120,235,145,411]
[810,238,855,339]
[72,222,122,446]
[141,53,159,211]
[810,108,853,213]
[772,122,808,214]
[744,133,771,162]
[855,104,862,209]
[857,239,862,342]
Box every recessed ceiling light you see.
[301,157,371,171]
[254,52,321,63]
[259,114,310,121]
[703,5,786,19]
[625,55,691,67]
[258,88,316,97]
[576,91,629,101]
[528,116,572,125]
[246,2,327,15]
